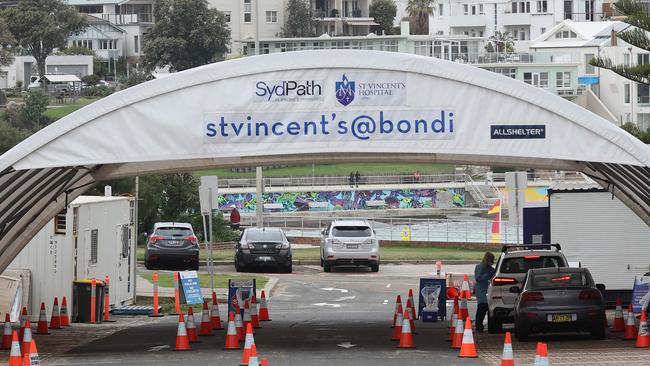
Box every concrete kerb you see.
[137,259,479,267]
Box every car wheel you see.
[235,258,243,272]
[144,258,151,270]
[323,262,331,272]
[488,314,503,334]
[590,322,605,340]
[514,319,529,342]
[192,263,199,271]
[284,262,293,273]
[370,263,379,272]
[320,257,324,267]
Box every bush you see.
[82,85,114,97]
[81,74,101,86]
[4,91,50,130]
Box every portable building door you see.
[550,190,650,290]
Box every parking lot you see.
[3,264,646,365]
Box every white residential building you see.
[0,55,94,89]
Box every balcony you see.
[500,12,531,26]
[471,52,580,65]
[448,15,488,28]
[564,12,607,21]
[95,13,154,25]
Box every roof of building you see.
[530,20,630,49]
[548,181,605,192]
[44,74,81,83]
[72,195,131,204]
[65,0,129,5]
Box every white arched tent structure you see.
[1,50,649,272]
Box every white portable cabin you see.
[5,195,136,319]
[549,183,650,293]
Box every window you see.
[471,4,477,15]
[500,256,565,274]
[121,225,129,258]
[332,226,372,237]
[492,68,516,78]
[540,27,546,35]
[637,54,649,65]
[439,4,444,16]
[77,5,102,13]
[91,229,98,264]
[463,4,469,15]
[244,0,252,22]
[537,0,548,12]
[513,29,519,40]
[54,211,66,234]
[624,83,631,104]
[72,206,79,236]
[512,1,531,13]
[523,72,548,88]
[73,39,93,49]
[556,71,571,89]
[479,4,484,14]
[99,39,117,50]
[266,10,277,23]
[585,53,595,74]
[638,84,650,104]
[554,30,577,39]
[261,43,270,54]
[224,11,231,22]
[624,53,630,66]
[134,35,139,53]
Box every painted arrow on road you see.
[337,342,357,349]
[313,303,342,308]
[320,287,349,293]
[148,345,170,352]
[333,296,356,302]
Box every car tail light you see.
[183,235,199,247]
[148,235,164,243]
[521,291,544,302]
[579,289,601,300]
[492,277,517,286]
[524,255,540,259]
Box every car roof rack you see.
[501,243,561,253]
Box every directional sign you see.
[179,271,203,305]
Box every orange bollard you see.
[103,276,115,322]
[90,278,97,324]
[172,272,181,315]
[149,272,164,317]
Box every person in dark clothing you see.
[229,205,241,230]
[349,172,355,188]
[355,171,360,187]
[474,251,496,332]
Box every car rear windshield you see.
[155,227,193,237]
[500,256,565,274]
[245,230,284,242]
[531,272,591,288]
[332,226,372,237]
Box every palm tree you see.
[485,31,515,53]
[406,0,435,35]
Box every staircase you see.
[465,175,501,208]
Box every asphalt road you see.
[44,264,486,366]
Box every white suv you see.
[320,220,380,272]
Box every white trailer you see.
[3,196,136,319]
[549,185,650,298]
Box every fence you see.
[240,216,524,245]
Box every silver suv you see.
[487,244,568,333]
[320,220,380,272]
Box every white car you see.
[320,219,380,272]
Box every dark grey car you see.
[235,228,292,273]
[512,267,605,341]
[144,222,199,270]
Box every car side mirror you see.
[509,286,521,294]
[596,284,606,293]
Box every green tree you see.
[282,0,315,37]
[0,120,32,155]
[2,0,86,89]
[406,0,434,35]
[621,122,650,143]
[119,67,154,88]
[21,91,50,130]
[0,12,16,67]
[485,31,515,53]
[370,0,397,35]
[143,0,230,72]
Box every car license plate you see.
[548,314,575,323]
[256,256,272,262]
[169,240,181,246]
[346,244,358,249]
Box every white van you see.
[320,219,380,272]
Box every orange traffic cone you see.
[243,301,252,331]
[451,318,464,349]
[7,331,22,366]
[408,289,417,320]
[50,297,62,329]
[624,305,637,341]
[391,295,402,328]
[23,339,39,366]
[447,303,458,342]
[18,308,27,341]
[248,344,260,366]
[533,342,549,365]
[261,356,269,366]
[199,300,214,336]
[186,307,199,343]
[458,317,478,358]
[398,310,415,348]
[459,297,469,324]
[405,298,416,334]
[224,312,240,350]
[240,323,256,366]
[635,311,649,348]
[211,292,223,330]
[60,296,71,327]
[251,296,261,329]
[612,296,624,332]
[391,304,403,341]
[259,290,271,321]
[235,305,245,342]
[449,297,459,328]
[2,313,11,350]
[460,274,472,299]
[174,314,191,351]
[500,332,514,366]
[35,303,49,335]
[20,320,32,355]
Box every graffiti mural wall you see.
[218,188,465,213]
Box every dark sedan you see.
[235,227,292,273]
[145,222,200,270]
[512,267,605,341]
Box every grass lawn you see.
[140,272,268,290]
[137,245,484,262]
[136,296,212,315]
[195,163,453,178]
[43,97,100,121]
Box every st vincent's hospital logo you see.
[336,74,355,106]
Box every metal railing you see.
[99,13,154,24]
[239,216,523,245]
